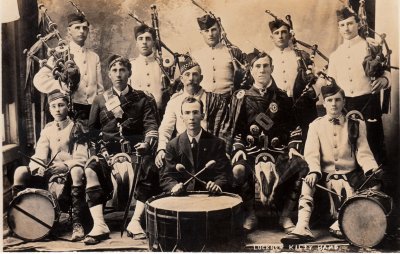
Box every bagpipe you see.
[355,0,398,113]
[25,1,85,117]
[266,10,330,105]
[128,6,188,94]
[191,0,249,89]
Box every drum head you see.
[8,191,57,241]
[149,192,242,212]
[340,197,387,248]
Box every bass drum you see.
[7,188,60,241]
[146,191,243,252]
[339,189,392,248]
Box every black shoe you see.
[83,233,110,245]
[281,233,315,245]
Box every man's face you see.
[200,23,221,47]
[250,56,274,85]
[180,65,203,91]
[181,101,204,132]
[323,91,345,118]
[338,16,359,40]
[68,21,89,45]
[108,62,130,91]
[270,26,291,49]
[136,32,155,56]
[49,98,68,122]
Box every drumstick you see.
[176,164,207,185]
[357,164,383,191]
[301,178,343,198]
[46,150,60,167]
[18,151,47,168]
[183,160,216,186]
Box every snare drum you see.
[146,191,243,251]
[339,189,393,248]
[7,188,60,241]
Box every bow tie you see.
[259,88,267,96]
[329,117,340,125]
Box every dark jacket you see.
[161,130,231,192]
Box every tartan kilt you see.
[205,92,231,138]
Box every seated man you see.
[84,55,159,244]
[160,97,230,195]
[11,90,88,241]
[223,49,309,232]
[281,80,380,244]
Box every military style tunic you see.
[29,117,88,171]
[33,40,104,106]
[192,42,246,94]
[130,53,164,109]
[305,115,378,176]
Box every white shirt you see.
[328,35,390,98]
[130,53,163,108]
[269,47,298,97]
[187,129,202,145]
[33,40,104,105]
[192,43,234,94]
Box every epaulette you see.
[313,116,323,122]
[143,90,155,99]
[129,57,136,63]
[44,121,55,129]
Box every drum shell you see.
[7,188,60,242]
[339,189,392,248]
[146,191,243,251]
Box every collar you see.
[343,35,362,47]
[253,79,273,95]
[183,87,204,98]
[55,117,71,130]
[210,42,224,50]
[327,114,345,125]
[187,129,202,144]
[113,85,130,96]
[138,52,156,62]
[272,46,293,53]
[69,40,86,53]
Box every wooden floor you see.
[3,205,400,252]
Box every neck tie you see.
[191,138,198,170]
[329,117,340,125]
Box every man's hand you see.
[371,77,389,94]
[48,162,69,176]
[171,183,184,195]
[206,181,222,194]
[155,150,166,168]
[304,173,318,188]
[232,150,246,164]
[289,148,304,160]
[134,142,150,155]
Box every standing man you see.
[191,14,247,136]
[327,7,390,165]
[281,81,380,244]
[160,97,230,195]
[224,50,308,232]
[34,12,103,128]
[83,55,159,244]
[268,17,318,141]
[155,56,208,168]
[130,24,169,117]
[11,90,88,241]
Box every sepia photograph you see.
[1,0,399,252]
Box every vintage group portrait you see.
[1,0,399,252]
